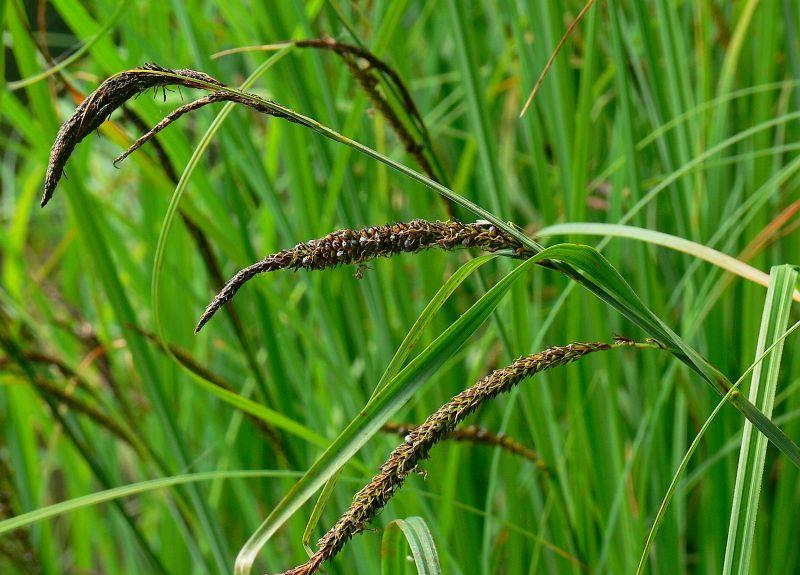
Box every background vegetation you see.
[1,0,799,574]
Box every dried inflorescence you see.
[293,38,439,185]
[113,92,230,166]
[42,63,224,207]
[44,40,446,210]
[278,339,642,575]
[382,422,546,469]
[194,219,535,332]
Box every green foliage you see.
[724,265,798,574]
[381,517,441,575]
[1,1,799,574]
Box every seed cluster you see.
[114,90,303,169]
[43,64,223,207]
[277,341,618,575]
[295,38,440,192]
[194,219,534,332]
[382,422,545,468]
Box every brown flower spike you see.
[42,64,224,207]
[382,422,546,469]
[194,219,535,332]
[43,44,448,210]
[278,339,645,575]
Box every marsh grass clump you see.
[279,338,649,575]
[195,219,535,332]
[37,56,694,575]
[20,5,800,574]
[38,59,627,574]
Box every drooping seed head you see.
[43,64,224,207]
[195,219,535,332]
[273,339,644,575]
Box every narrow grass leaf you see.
[723,265,798,574]
[371,253,501,398]
[537,223,800,303]
[381,517,442,575]
[537,244,800,469]
[636,317,800,575]
[0,470,300,536]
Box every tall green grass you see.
[1,1,799,574]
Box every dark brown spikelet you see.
[195,219,534,333]
[382,422,546,469]
[113,90,303,168]
[293,38,440,188]
[276,340,624,575]
[113,92,230,167]
[294,38,427,135]
[42,64,223,207]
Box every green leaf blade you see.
[723,265,799,575]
